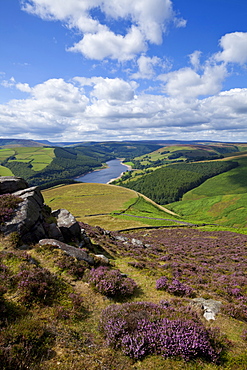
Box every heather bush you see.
[167,279,195,297]
[100,301,224,362]
[17,266,59,305]
[89,266,137,297]
[0,194,22,225]
[0,317,54,369]
[222,302,247,322]
[156,276,194,297]
[156,276,168,290]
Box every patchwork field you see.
[0,147,55,172]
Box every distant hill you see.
[0,138,46,148]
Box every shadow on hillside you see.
[227,171,247,191]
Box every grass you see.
[43,183,184,230]
[0,165,13,176]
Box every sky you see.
[1,0,247,143]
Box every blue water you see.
[76,159,131,184]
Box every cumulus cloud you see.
[131,55,164,79]
[1,76,247,142]
[16,83,32,93]
[159,63,227,99]
[21,0,184,61]
[74,76,137,101]
[215,32,247,64]
[68,26,146,61]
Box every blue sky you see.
[1,0,247,142]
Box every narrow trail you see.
[118,213,196,226]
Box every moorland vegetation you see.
[0,140,247,369]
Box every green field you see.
[0,165,13,176]
[167,157,247,228]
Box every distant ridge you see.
[0,138,48,148]
[1,138,246,149]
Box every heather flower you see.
[89,266,137,297]
[100,301,222,362]
[167,279,194,297]
[156,276,194,297]
[156,276,168,290]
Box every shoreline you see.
[107,159,132,184]
[76,158,132,184]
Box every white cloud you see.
[68,26,146,61]
[91,78,137,101]
[1,76,247,142]
[1,77,16,88]
[189,51,202,71]
[74,76,138,101]
[21,0,184,61]
[16,83,32,93]
[215,32,247,64]
[159,63,227,98]
[131,55,163,79]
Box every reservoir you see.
[76,159,131,184]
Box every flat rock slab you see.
[39,239,94,265]
[191,298,222,321]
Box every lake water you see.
[76,159,131,184]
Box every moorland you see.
[0,138,247,369]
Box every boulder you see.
[51,209,81,243]
[0,176,28,194]
[39,239,94,265]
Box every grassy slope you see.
[167,157,247,228]
[43,183,182,230]
[0,165,13,176]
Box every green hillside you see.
[43,183,183,230]
[166,156,247,228]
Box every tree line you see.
[121,161,238,204]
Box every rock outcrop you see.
[0,176,85,245]
[0,176,28,195]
